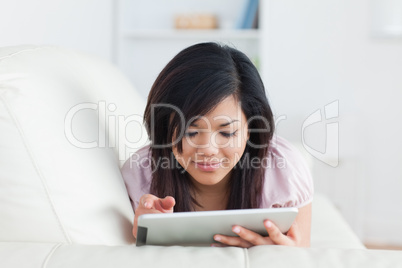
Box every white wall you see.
[0,0,113,61]
[261,0,402,245]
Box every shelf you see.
[122,29,260,40]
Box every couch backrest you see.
[0,46,147,245]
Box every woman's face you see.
[172,95,249,188]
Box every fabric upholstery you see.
[0,46,146,245]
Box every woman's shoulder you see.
[268,136,312,169]
[121,144,152,175]
[121,144,153,210]
[260,136,314,208]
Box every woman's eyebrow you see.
[189,119,239,127]
[219,119,239,127]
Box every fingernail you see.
[233,226,241,234]
[214,235,221,241]
[144,202,149,208]
[265,221,272,228]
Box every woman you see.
[121,42,313,247]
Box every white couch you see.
[1,45,401,267]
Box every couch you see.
[1,45,401,267]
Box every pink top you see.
[121,136,314,211]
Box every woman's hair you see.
[144,42,274,212]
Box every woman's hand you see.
[212,203,312,248]
[132,194,175,239]
[212,220,301,248]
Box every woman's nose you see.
[195,134,219,156]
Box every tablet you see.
[136,207,298,246]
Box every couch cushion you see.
[0,242,60,268]
[0,242,246,268]
[2,242,402,268]
[0,46,147,245]
[248,245,402,268]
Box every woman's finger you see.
[210,243,227,247]
[285,221,301,244]
[231,225,268,246]
[264,220,293,246]
[213,234,254,248]
[134,194,172,239]
[159,196,176,211]
[138,195,175,212]
[139,194,159,209]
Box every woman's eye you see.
[185,131,198,137]
[220,130,238,138]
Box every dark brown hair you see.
[144,42,274,212]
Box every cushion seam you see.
[0,92,72,243]
[243,248,250,268]
[42,243,63,268]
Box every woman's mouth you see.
[193,161,221,172]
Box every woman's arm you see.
[212,203,312,248]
